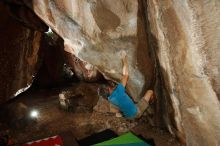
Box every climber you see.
[98,50,154,119]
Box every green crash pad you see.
[93,132,151,146]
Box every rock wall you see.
[0,2,43,104]
[146,0,220,145]
[31,0,155,101]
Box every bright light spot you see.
[14,84,31,97]
[46,27,52,34]
[30,110,39,118]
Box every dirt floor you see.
[0,82,181,146]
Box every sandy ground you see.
[0,83,181,146]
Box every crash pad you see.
[93,132,151,146]
[22,135,63,146]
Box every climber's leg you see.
[136,90,154,118]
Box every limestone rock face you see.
[147,0,220,145]
[0,2,42,104]
[31,0,155,101]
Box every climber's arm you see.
[120,51,129,87]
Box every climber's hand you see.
[120,50,127,59]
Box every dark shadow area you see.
[136,0,155,97]
[140,1,184,143]
[141,0,185,143]
[139,135,155,146]
[139,0,166,129]
[78,129,118,146]
[2,0,48,32]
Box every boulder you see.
[146,0,220,145]
[31,0,155,101]
[58,82,100,113]
[0,2,43,104]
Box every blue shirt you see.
[108,83,138,118]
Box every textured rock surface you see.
[64,52,102,82]
[31,0,155,101]
[0,2,42,104]
[147,0,220,145]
